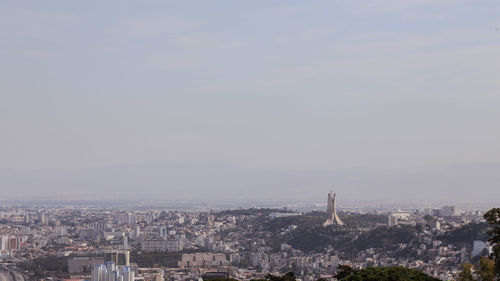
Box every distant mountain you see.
[0,162,499,203]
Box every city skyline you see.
[1,1,499,281]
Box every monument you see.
[324,192,344,226]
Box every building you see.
[388,215,398,227]
[179,253,230,268]
[439,206,457,217]
[269,212,301,219]
[388,210,412,227]
[91,262,134,281]
[105,250,130,266]
[141,237,184,252]
[92,222,109,233]
[7,237,19,250]
[0,236,8,250]
[158,226,167,238]
[80,229,99,241]
[201,272,230,280]
[123,236,128,250]
[68,257,105,273]
[471,241,491,257]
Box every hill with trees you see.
[437,222,490,247]
[337,266,439,281]
[255,211,388,252]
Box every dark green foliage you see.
[259,212,388,252]
[334,264,356,280]
[131,251,180,267]
[261,212,387,233]
[249,273,326,281]
[484,208,500,277]
[285,228,339,252]
[344,226,416,253]
[458,263,474,281]
[340,213,388,227]
[478,257,495,281]
[19,255,69,278]
[339,266,439,281]
[265,272,296,281]
[261,212,325,232]
[437,222,490,247]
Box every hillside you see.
[255,211,392,252]
[339,266,439,281]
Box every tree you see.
[484,208,500,277]
[458,263,474,281]
[478,257,495,281]
[265,272,296,281]
[334,265,356,280]
[339,266,439,281]
[424,215,434,223]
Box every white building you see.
[179,253,230,268]
[141,237,184,252]
[388,210,411,227]
[439,206,457,217]
[91,262,134,281]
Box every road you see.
[0,265,24,281]
[0,272,10,281]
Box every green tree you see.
[265,272,296,281]
[424,215,434,223]
[334,265,356,280]
[458,263,474,281]
[478,257,495,281]
[339,266,439,281]
[484,208,500,277]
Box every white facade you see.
[439,206,457,217]
[179,253,230,268]
[91,262,134,281]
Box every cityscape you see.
[0,193,497,281]
[2,0,500,281]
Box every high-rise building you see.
[136,225,141,237]
[105,250,130,266]
[388,214,398,227]
[91,262,134,281]
[141,237,184,252]
[92,264,107,281]
[158,226,167,238]
[0,236,8,250]
[324,192,344,226]
[92,222,109,233]
[179,253,230,268]
[388,210,411,227]
[439,206,457,217]
[68,257,105,274]
[123,236,128,250]
[6,237,19,250]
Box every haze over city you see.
[3,2,500,281]
[1,0,500,203]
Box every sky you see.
[1,1,500,202]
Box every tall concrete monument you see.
[324,192,344,226]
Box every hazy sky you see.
[1,1,500,201]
